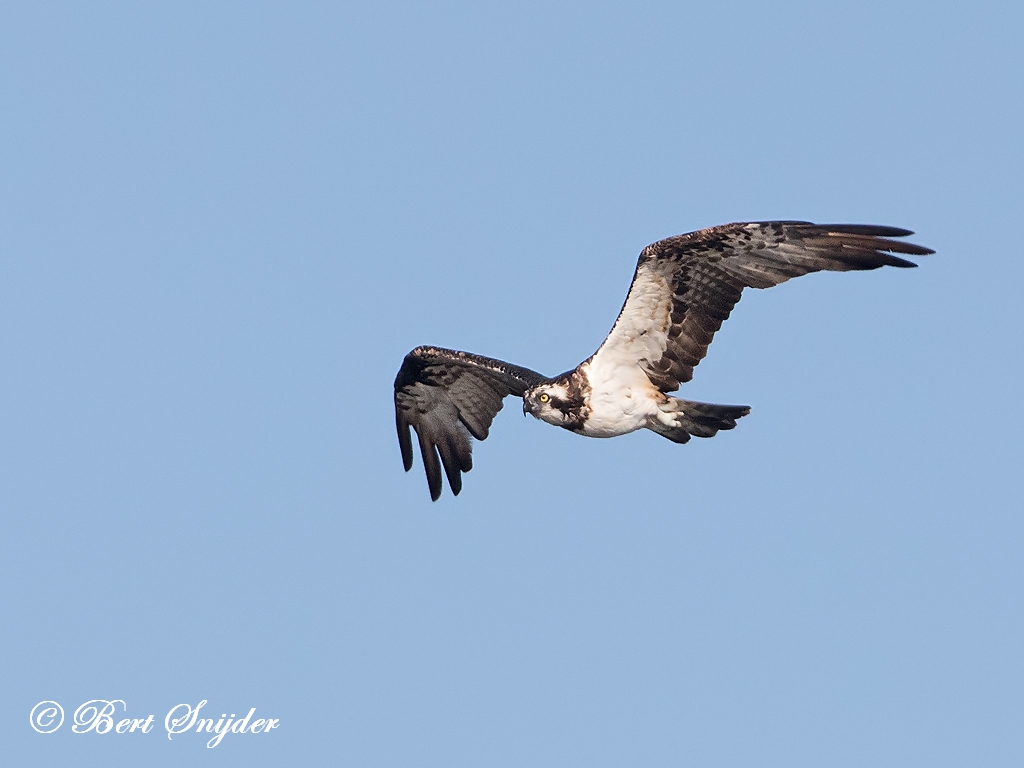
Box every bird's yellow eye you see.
[539,393,550,403]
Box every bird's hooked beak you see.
[523,396,535,417]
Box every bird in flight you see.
[394,221,932,500]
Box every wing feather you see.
[593,221,933,393]
[394,346,547,501]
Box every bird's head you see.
[523,383,574,426]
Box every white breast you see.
[574,261,676,437]
[577,356,662,437]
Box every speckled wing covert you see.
[394,346,547,501]
[594,222,934,392]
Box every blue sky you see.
[2,1,1022,765]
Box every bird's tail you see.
[646,398,751,444]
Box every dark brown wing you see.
[394,346,547,501]
[593,222,933,392]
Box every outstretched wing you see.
[394,346,547,501]
[593,222,934,392]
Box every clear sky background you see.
[2,1,1021,766]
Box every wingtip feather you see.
[818,224,915,238]
[396,413,414,472]
[417,430,443,502]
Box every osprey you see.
[394,221,931,500]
